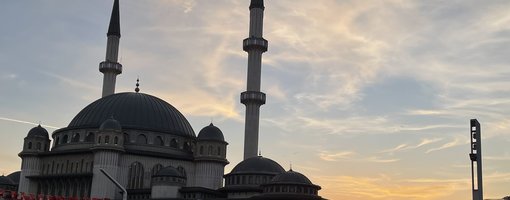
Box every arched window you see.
[208,145,213,155]
[177,166,186,178]
[136,134,147,144]
[55,137,60,146]
[123,133,130,144]
[105,136,110,144]
[170,139,178,148]
[28,142,32,149]
[199,146,204,155]
[85,132,95,142]
[217,146,221,156]
[128,162,144,189]
[151,164,163,176]
[98,136,102,144]
[154,136,164,146]
[114,136,119,145]
[71,133,80,143]
[62,135,69,144]
[36,142,42,150]
[183,142,191,151]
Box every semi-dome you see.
[153,166,186,178]
[0,176,15,186]
[27,125,49,139]
[6,171,20,185]
[270,170,312,185]
[68,92,195,137]
[197,123,225,141]
[230,156,285,175]
[99,117,122,131]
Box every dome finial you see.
[135,77,140,93]
[290,161,293,171]
[259,150,262,156]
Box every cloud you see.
[366,157,400,163]
[314,174,466,200]
[381,138,443,154]
[318,151,355,162]
[426,137,468,154]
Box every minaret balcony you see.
[99,61,123,74]
[241,91,266,105]
[243,37,268,52]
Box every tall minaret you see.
[241,0,268,160]
[99,0,122,97]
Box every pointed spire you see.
[250,0,264,9]
[107,0,121,37]
[135,78,140,93]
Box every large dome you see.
[68,92,195,137]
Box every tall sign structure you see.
[241,0,267,160]
[469,119,483,200]
[99,0,122,97]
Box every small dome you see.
[99,117,122,131]
[230,156,285,175]
[6,171,20,185]
[153,166,186,179]
[27,125,49,139]
[270,170,313,185]
[0,176,15,186]
[197,123,225,141]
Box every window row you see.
[264,185,318,195]
[225,175,272,185]
[198,145,222,156]
[41,160,93,175]
[53,132,193,151]
[27,141,46,151]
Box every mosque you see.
[5,1,325,200]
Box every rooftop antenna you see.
[470,119,483,200]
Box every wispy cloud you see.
[426,137,468,154]
[314,174,467,200]
[318,151,355,162]
[381,138,443,154]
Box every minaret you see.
[241,0,268,160]
[99,0,122,97]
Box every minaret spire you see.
[99,0,122,97]
[241,0,268,160]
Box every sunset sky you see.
[2,0,510,199]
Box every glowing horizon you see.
[2,1,510,199]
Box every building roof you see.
[6,171,20,185]
[0,176,15,186]
[27,125,49,139]
[229,156,285,175]
[250,0,264,9]
[270,170,313,185]
[197,123,225,142]
[153,166,186,178]
[67,92,195,137]
[107,0,120,37]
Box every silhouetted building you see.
[14,1,324,200]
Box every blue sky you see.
[2,0,510,199]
